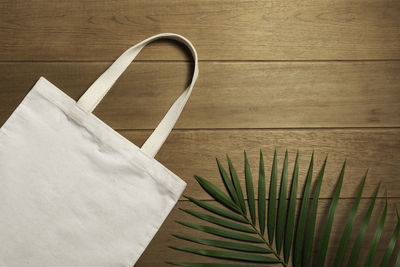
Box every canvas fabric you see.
[0,33,199,267]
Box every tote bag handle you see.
[77,33,199,158]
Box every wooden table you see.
[0,0,399,266]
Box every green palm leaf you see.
[276,150,289,254]
[194,175,241,213]
[316,161,346,266]
[176,221,264,243]
[283,151,299,263]
[171,150,399,267]
[396,250,400,267]
[179,208,255,233]
[380,209,400,266]
[302,156,327,267]
[227,155,247,214]
[293,153,314,267]
[244,151,256,224]
[173,235,272,253]
[184,196,247,223]
[216,159,240,205]
[258,149,266,235]
[333,171,368,267]
[267,150,278,244]
[346,182,381,267]
[169,247,280,263]
[364,195,388,267]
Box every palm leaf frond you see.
[267,150,278,244]
[333,171,367,266]
[293,152,314,267]
[179,208,255,233]
[244,151,256,224]
[170,150,399,267]
[258,149,266,236]
[316,161,346,266]
[380,208,400,266]
[227,155,247,214]
[276,150,288,254]
[364,195,388,267]
[173,235,272,253]
[347,182,381,266]
[176,221,264,243]
[194,175,241,213]
[302,156,327,267]
[184,196,247,223]
[215,160,240,206]
[283,151,299,263]
[169,247,280,263]
[396,249,400,267]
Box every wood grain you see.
[119,128,400,199]
[0,0,399,265]
[136,199,400,266]
[0,0,399,61]
[1,61,399,129]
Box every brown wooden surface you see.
[0,0,399,266]
[123,128,400,199]
[0,0,399,61]
[1,61,399,129]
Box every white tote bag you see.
[0,33,198,266]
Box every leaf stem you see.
[241,212,287,266]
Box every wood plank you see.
[136,199,400,266]
[0,0,399,61]
[1,61,399,129]
[121,128,400,199]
